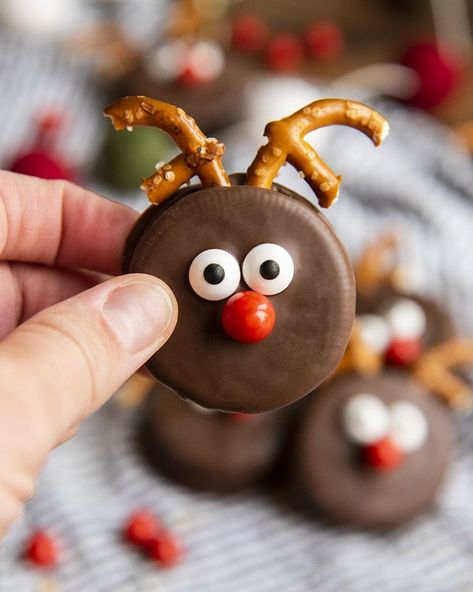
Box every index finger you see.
[0,171,139,274]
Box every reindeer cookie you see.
[293,336,473,529]
[104,96,388,412]
[354,235,455,368]
[139,383,286,492]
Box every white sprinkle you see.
[126,126,133,132]
[155,161,165,170]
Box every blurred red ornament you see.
[25,530,60,569]
[232,13,269,53]
[266,34,305,72]
[401,41,461,110]
[305,21,344,60]
[8,109,75,181]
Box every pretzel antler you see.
[413,339,473,410]
[246,99,389,208]
[335,320,384,378]
[355,233,399,296]
[104,96,230,204]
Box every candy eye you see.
[342,393,390,445]
[358,314,392,353]
[189,249,241,301]
[242,243,294,296]
[389,401,428,453]
[381,298,427,340]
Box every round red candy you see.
[232,13,268,53]
[221,291,276,343]
[266,34,304,72]
[305,21,344,60]
[124,510,160,547]
[361,436,404,471]
[385,338,422,366]
[25,530,59,569]
[148,531,182,568]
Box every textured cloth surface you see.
[2,28,473,592]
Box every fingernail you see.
[102,279,176,354]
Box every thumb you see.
[0,273,177,516]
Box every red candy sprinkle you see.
[221,291,276,343]
[362,437,404,471]
[25,530,59,569]
[266,34,305,72]
[124,510,161,547]
[232,13,268,53]
[305,21,344,60]
[385,337,422,366]
[148,531,183,568]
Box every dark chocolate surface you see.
[125,180,355,412]
[138,384,285,492]
[294,372,455,529]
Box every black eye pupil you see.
[260,260,280,280]
[203,263,225,285]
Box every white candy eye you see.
[358,314,392,353]
[145,40,188,82]
[187,40,225,82]
[242,243,294,296]
[189,249,240,301]
[382,298,427,340]
[389,401,428,453]
[342,394,390,445]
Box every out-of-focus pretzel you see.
[335,320,384,378]
[104,96,230,204]
[355,233,399,296]
[413,339,473,410]
[246,99,389,208]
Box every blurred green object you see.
[97,125,175,191]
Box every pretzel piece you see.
[335,320,384,377]
[246,99,389,208]
[104,96,230,204]
[413,339,473,410]
[355,233,399,296]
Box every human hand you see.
[0,171,178,537]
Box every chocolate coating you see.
[124,178,355,412]
[138,384,285,492]
[294,372,455,529]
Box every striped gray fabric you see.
[2,25,473,592]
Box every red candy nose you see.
[221,291,275,343]
[385,337,422,366]
[361,436,404,471]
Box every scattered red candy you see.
[305,21,344,60]
[147,531,183,568]
[232,13,269,53]
[361,436,404,471]
[385,337,422,366]
[25,530,59,569]
[266,34,305,72]
[124,510,161,547]
[221,291,276,343]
